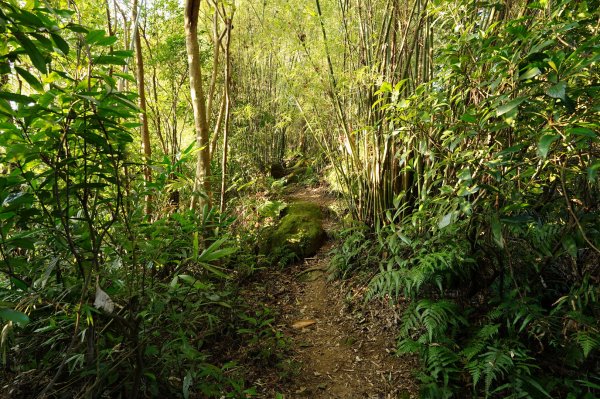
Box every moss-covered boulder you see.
[261,202,326,264]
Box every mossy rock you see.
[261,202,326,265]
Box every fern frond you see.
[397,337,422,354]
[461,323,500,361]
[574,331,600,358]
[400,300,466,344]
[425,344,460,380]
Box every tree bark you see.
[220,14,233,214]
[132,0,152,217]
[185,0,213,209]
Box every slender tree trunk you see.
[132,0,152,217]
[210,93,226,160]
[220,15,233,214]
[105,0,114,76]
[185,0,212,210]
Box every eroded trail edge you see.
[243,186,418,398]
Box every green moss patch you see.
[261,201,326,265]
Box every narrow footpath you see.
[242,186,418,398]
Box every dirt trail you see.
[247,185,418,398]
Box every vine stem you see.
[560,167,600,255]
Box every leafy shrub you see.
[0,5,258,397]
[348,0,600,397]
[329,222,379,279]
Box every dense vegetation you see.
[0,0,598,398]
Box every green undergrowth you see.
[329,1,600,397]
[0,5,291,396]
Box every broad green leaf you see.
[37,89,58,107]
[0,308,30,325]
[197,237,237,262]
[110,51,134,60]
[546,81,566,100]
[438,212,453,229]
[199,247,237,263]
[457,184,479,196]
[113,72,136,82]
[9,237,35,250]
[567,127,597,139]
[0,211,16,220]
[15,67,42,90]
[14,32,47,73]
[10,277,28,291]
[96,36,118,47]
[496,97,527,116]
[393,79,407,92]
[110,93,139,110]
[538,134,560,158]
[491,214,504,248]
[0,91,33,104]
[460,113,477,123]
[374,81,392,95]
[28,32,54,52]
[497,144,526,157]
[66,23,88,33]
[93,55,127,66]
[145,346,159,356]
[588,161,600,182]
[457,168,472,181]
[198,263,229,279]
[13,9,44,28]
[85,29,107,44]
[178,274,209,290]
[520,67,541,80]
[258,200,287,217]
[577,378,600,390]
[50,32,69,55]
[520,376,553,399]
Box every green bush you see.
[349,0,600,397]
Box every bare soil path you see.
[243,185,418,398]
